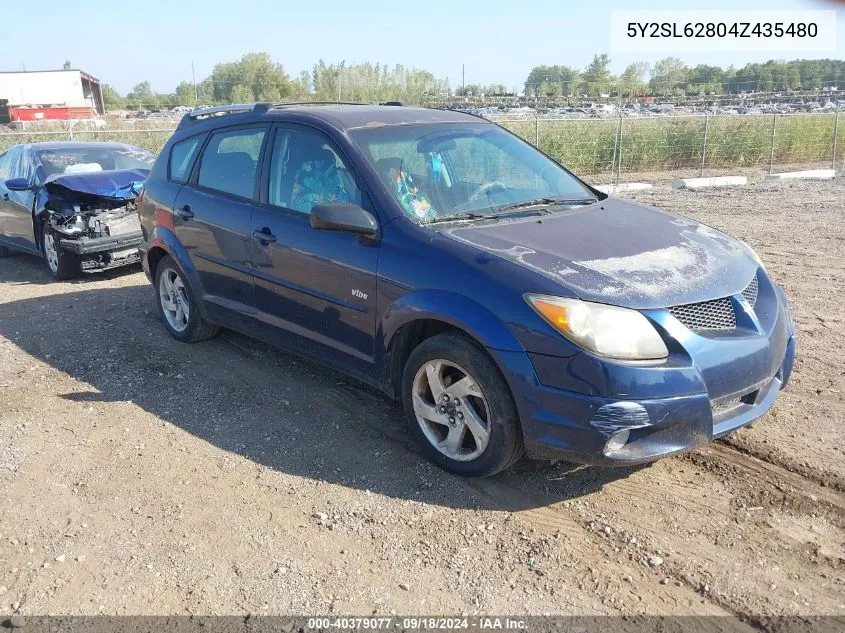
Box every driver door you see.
[250,124,379,371]
[0,147,39,253]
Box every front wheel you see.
[154,255,218,343]
[42,223,77,280]
[402,332,524,477]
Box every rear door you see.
[173,124,268,324]
[249,124,379,369]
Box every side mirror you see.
[310,203,378,236]
[4,178,35,192]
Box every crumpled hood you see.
[43,168,149,202]
[440,198,758,309]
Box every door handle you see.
[252,228,277,244]
[176,204,194,219]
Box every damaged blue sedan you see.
[0,142,153,279]
[138,104,795,477]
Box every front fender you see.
[381,289,525,353]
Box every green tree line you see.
[99,53,845,111]
[525,56,845,98]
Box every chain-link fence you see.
[2,112,843,183]
[496,112,845,183]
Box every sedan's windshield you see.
[351,123,595,223]
[36,146,155,177]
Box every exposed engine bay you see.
[41,168,148,272]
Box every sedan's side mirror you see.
[310,203,378,236]
[4,178,35,191]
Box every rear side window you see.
[197,127,266,199]
[169,135,204,183]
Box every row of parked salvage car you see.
[0,103,796,477]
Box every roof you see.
[0,69,100,82]
[180,103,487,132]
[278,105,484,129]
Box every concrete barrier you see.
[671,176,748,190]
[765,169,835,181]
[595,182,653,194]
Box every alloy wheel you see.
[411,359,491,461]
[159,267,190,332]
[43,232,59,274]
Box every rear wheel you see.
[402,332,523,477]
[42,223,77,280]
[154,255,218,343]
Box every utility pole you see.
[337,60,344,102]
[462,64,465,97]
[192,61,198,105]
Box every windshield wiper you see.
[494,197,597,213]
[428,212,488,224]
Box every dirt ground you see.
[0,178,843,619]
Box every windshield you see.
[36,145,155,178]
[351,123,595,223]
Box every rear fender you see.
[144,226,211,321]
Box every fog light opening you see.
[603,429,631,457]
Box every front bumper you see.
[501,274,796,465]
[58,230,143,255]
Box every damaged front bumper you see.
[58,231,143,255]
[58,232,143,272]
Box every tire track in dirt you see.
[690,444,845,524]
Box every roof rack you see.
[177,103,270,129]
[270,101,369,109]
[188,103,269,118]
[177,100,404,130]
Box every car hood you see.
[439,198,758,309]
[43,168,149,202]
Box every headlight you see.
[526,295,669,361]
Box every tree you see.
[101,84,125,110]
[174,81,197,106]
[685,64,725,94]
[617,62,650,96]
[649,57,687,95]
[581,54,614,95]
[209,52,293,103]
[62,60,72,70]
[524,65,579,96]
[126,81,155,109]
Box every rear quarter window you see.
[169,135,205,183]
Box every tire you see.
[402,332,524,477]
[42,222,77,280]
[154,255,218,343]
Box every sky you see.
[2,0,843,95]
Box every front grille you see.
[669,274,759,333]
[668,297,737,332]
[742,274,759,306]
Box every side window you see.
[11,150,34,183]
[268,127,362,214]
[197,127,266,199]
[0,147,20,181]
[169,135,204,183]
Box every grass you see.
[499,113,845,177]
